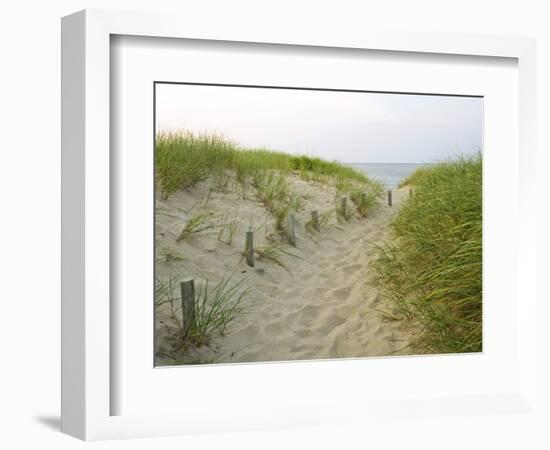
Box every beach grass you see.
[155,275,185,329]
[176,211,215,242]
[156,131,237,198]
[255,241,301,273]
[374,154,482,354]
[157,246,186,265]
[156,273,254,357]
[319,209,335,228]
[349,188,379,217]
[217,213,240,245]
[185,274,253,345]
[290,155,370,184]
[156,130,382,199]
[398,166,433,188]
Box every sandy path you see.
[212,188,412,363]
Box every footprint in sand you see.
[321,313,347,330]
[300,272,314,282]
[319,268,336,279]
[333,245,348,253]
[298,304,322,320]
[295,328,311,338]
[333,303,357,318]
[311,286,331,297]
[342,263,362,275]
[330,287,351,301]
[264,321,284,335]
[329,334,357,358]
[237,323,260,341]
[269,286,283,297]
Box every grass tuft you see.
[349,188,379,217]
[255,172,301,231]
[217,213,239,245]
[157,246,186,265]
[255,241,301,273]
[155,275,184,328]
[319,209,335,229]
[176,212,215,242]
[156,131,236,198]
[156,273,254,357]
[184,274,253,346]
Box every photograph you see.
[153,83,483,366]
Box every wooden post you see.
[311,210,320,232]
[340,196,347,215]
[245,231,255,267]
[388,189,392,207]
[287,213,296,246]
[409,188,413,197]
[180,279,195,335]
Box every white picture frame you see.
[61,9,537,441]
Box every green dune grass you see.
[375,154,482,354]
[155,131,382,200]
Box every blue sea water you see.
[348,163,430,190]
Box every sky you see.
[155,83,483,164]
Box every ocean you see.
[348,163,430,190]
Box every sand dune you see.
[155,174,413,365]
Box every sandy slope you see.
[155,174,413,365]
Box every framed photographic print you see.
[61,9,538,441]
[152,82,483,366]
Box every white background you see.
[0,1,548,449]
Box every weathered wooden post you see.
[409,188,413,197]
[311,210,320,232]
[388,189,392,207]
[287,213,296,246]
[340,196,347,216]
[180,278,195,335]
[245,231,255,267]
